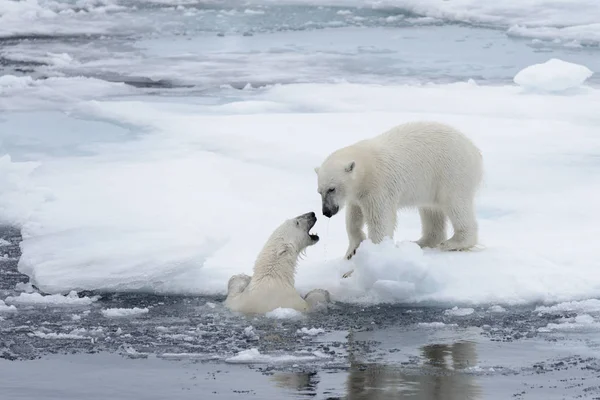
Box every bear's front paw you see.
[342,269,354,279]
[344,248,357,260]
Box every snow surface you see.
[2,71,600,307]
[4,291,99,306]
[514,59,594,92]
[101,307,149,318]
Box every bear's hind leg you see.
[439,201,478,251]
[416,207,447,248]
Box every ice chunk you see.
[101,307,149,318]
[265,308,304,320]
[538,314,600,332]
[444,307,475,317]
[0,300,17,313]
[535,299,600,314]
[243,326,260,341]
[417,322,458,328]
[225,348,330,364]
[488,305,507,313]
[513,59,593,92]
[5,290,99,306]
[297,327,325,336]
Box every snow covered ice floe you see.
[2,67,600,308]
[514,58,594,93]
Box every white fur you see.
[224,213,329,315]
[315,121,483,272]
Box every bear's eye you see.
[296,220,300,226]
[327,188,335,194]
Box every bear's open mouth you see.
[307,218,319,242]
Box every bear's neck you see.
[251,250,298,288]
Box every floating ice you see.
[28,327,103,340]
[101,307,149,318]
[0,239,10,246]
[225,348,330,364]
[297,327,325,336]
[535,299,600,314]
[538,314,600,332]
[417,322,457,328]
[265,308,304,320]
[243,326,260,341]
[444,307,475,317]
[513,59,593,92]
[488,305,507,313]
[0,300,17,313]
[5,291,99,306]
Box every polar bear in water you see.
[224,212,330,315]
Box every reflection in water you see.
[344,341,481,399]
[269,340,482,399]
[270,371,319,396]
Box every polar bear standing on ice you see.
[224,212,330,315]
[315,121,483,275]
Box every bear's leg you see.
[366,207,397,244]
[304,289,331,311]
[439,200,478,251]
[416,207,447,248]
[227,274,252,297]
[344,203,366,260]
[343,207,396,279]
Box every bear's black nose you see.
[323,209,332,218]
[309,212,316,218]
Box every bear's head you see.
[268,212,320,257]
[253,212,320,280]
[314,155,356,218]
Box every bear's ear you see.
[345,161,355,173]
[314,166,320,174]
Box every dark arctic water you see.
[1,226,600,399]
